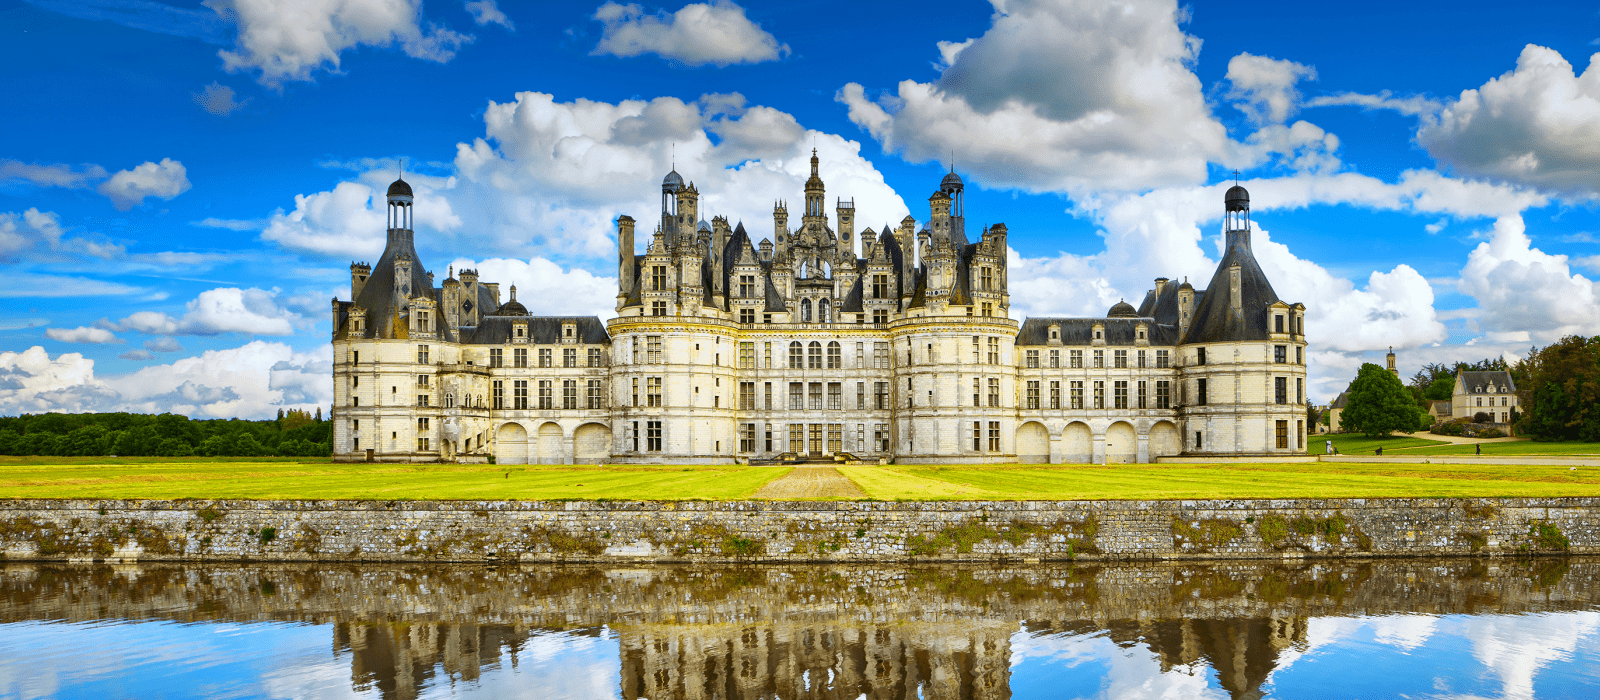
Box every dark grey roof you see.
[1330,390,1349,409]
[461,316,610,345]
[1460,371,1515,393]
[662,170,683,190]
[1135,280,1183,326]
[1225,185,1249,211]
[344,229,431,339]
[878,227,905,299]
[387,178,412,197]
[840,275,864,313]
[941,170,963,191]
[1181,236,1282,344]
[1108,300,1138,318]
[763,275,786,312]
[495,299,529,316]
[1016,318,1180,346]
[620,254,644,308]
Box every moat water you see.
[2,558,1599,699]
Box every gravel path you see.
[753,466,866,499]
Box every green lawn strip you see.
[841,464,1600,501]
[1400,441,1600,456]
[1320,434,1449,454]
[0,459,790,500]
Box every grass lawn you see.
[1400,441,1600,456]
[1319,433,1449,454]
[0,457,788,500]
[837,463,1600,501]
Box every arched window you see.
[808,341,822,369]
[445,393,455,408]
[801,298,812,323]
[819,299,830,323]
[789,341,803,369]
[827,341,841,368]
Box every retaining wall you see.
[0,497,1595,563]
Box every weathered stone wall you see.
[0,497,1594,563]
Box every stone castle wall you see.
[0,497,1595,564]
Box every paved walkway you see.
[752,466,865,499]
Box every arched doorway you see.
[536,422,564,464]
[1015,421,1049,464]
[574,423,610,463]
[1106,422,1137,464]
[1063,422,1092,463]
[495,423,527,465]
[1150,421,1181,458]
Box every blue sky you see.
[3,0,1600,417]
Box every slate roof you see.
[344,230,431,340]
[1015,317,1180,346]
[1459,371,1516,394]
[1181,234,1283,344]
[460,316,610,345]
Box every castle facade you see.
[331,154,1308,464]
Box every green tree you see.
[1339,363,1419,437]
[1516,335,1600,441]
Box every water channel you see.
[1,558,1599,699]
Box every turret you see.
[773,201,789,258]
[350,262,370,300]
[1177,277,1195,340]
[1387,347,1398,376]
[1225,183,1251,251]
[617,215,636,309]
[836,198,855,258]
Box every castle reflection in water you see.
[0,558,1589,699]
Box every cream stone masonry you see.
[331,164,1307,464]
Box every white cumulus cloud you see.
[1225,52,1317,125]
[44,327,123,344]
[464,0,512,29]
[0,159,107,189]
[204,0,473,86]
[1457,214,1600,343]
[448,256,618,319]
[591,1,787,67]
[97,158,191,211]
[1419,44,1600,195]
[261,172,460,257]
[112,287,305,337]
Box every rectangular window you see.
[789,382,804,410]
[587,380,604,409]
[1027,381,1040,409]
[535,348,549,368]
[1297,377,1304,404]
[857,382,866,410]
[1138,350,1147,368]
[739,423,755,453]
[1274,345,1287,364]
[1275,376,1288,405]
[764,342,772,368]
[631,377,639,407]
[874,382,888,410]
[1049,349,1060,368]
[739,342,754,368]
[972,377,981,407]
[872,273,889,299]
[562,380,577,409]
[789,343,803,369]
[988,378,1000,408]
[1070,350,1083,368]
[973,421,983,452]
[972,336,981,363]
[874,342,889,368]
[739,308,755,324]
[874,424,887,452]
[789,424,804,453]
[809,424,823,454]
[646,336,662,363]
[981,266,992,291]
[1114,350,1128,368]
[1025,349,1039,368]
[647,377,662,407]
[1275,315,1284,333]
[856,342,865,368]
[417,374,429,387]
[416,394,429,407]
[1276,420,1289,449]
[1297,346,1303,364]
[513,380,528,410]
[827,424,842,453]
[1297,420,1305,449]
[489,348,503,368]
[1093,381,1105,409]
[1093,350,1104,368]
[417,345,429,364]
[538,380,552,410]
[588,348,602,367]
[1156,349,1170,368]
[651,265,667,291]
[987,337,999,364]
[764,382,772,410]
[827,383,842,410]
[514,348,528,368]
[646,421,662,451]
[1071,381,1084,409]
[873,309,888,324]
[765,423,773,452]
[1137,380,1147,409]
[739,382,755,410]
[988,421,1001,452]
[739,275,755,298]
[1197,348,1207,365]
[562,348,576,368]
[1156,380,1170,409]
[1113,380,1128,409]
[628,422,638,452]
[856,424,865,454]
[1050,381,1061,409]
[809,382,823,410]
[1195,431,1203,450]
[1197,378,1208,406]
[493,380,504,409]
[651,300,667,316]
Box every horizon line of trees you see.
[0,409,332,457]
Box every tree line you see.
[1337,335,1598,441]
[0,409,332,457]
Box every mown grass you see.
[1320,433,1449,454]
[0,456,788,500]
[837,463,1600,501]
[1399,441,1600,456]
